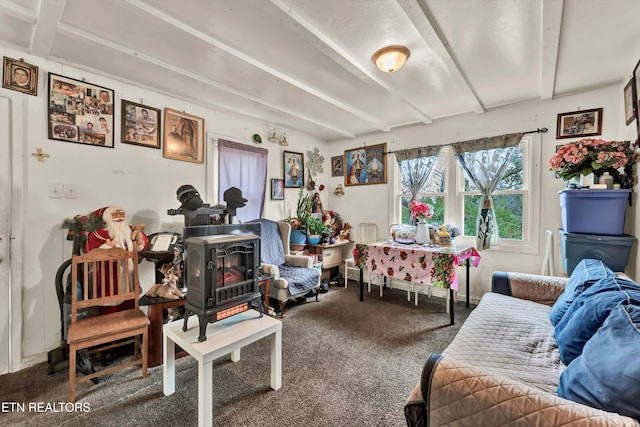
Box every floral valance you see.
[451,133,523,156]
[393,145,442,162]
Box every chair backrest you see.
[247,218,288,265]
[358,223,378,244]
[71,248,140,321]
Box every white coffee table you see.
[163,310,282,427]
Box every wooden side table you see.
[140,295,187,367]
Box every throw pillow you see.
[558,304,640,420]
[554,276,640,365]
[549,258,615,326]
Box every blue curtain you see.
[394,146,442,201]
[218,139,268,222]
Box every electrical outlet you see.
[64,184,78,199]
[48,183,63,199]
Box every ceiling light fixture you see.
[372,45,410,73]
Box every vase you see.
[415,219,429,244]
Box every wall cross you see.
[31,148,50,162]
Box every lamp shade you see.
[372,45,410,73]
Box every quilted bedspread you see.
[406,292,638,426]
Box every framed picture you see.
[163,108,205,163]
[556,108,603,139]
[283,151,304,188]
[624,77,636,126]
[48,73,114,147]
[344,142,387,186]
[633,60,640,138]
[271,178,284,200]
[331,155,343,177]
[121,100,161,148]
[2,57,38,96]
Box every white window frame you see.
[388,135,541,254]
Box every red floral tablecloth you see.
[354,242,480,290]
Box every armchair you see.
[249,219,321,317]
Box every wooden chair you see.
[344,223,382,294]
[67,247,149,402]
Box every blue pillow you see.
[554,276,640,365]
[549,259,615,326]
[558,304,640,420]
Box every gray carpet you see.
[1,282,474,427]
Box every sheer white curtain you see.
[395,146,442,205]
[451,133,523,250]
[218,139,268,222]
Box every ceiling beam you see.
[397,0,484,115]
[271,0,433,126]
[56,22,356,139]
[540,0,563,100]
[30,0,66,57]
[125,0,388,133]
[0,0,36,23]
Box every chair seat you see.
[67,309,149,344]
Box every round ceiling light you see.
[372,45,410,73]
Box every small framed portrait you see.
[48,73,114,148]
[121,100,161,149]
[556,108,603,139]
[624,77,636,126]
[331,155,343,177]
[163,108,205,163]
[2,57,38,96]
[344,143,387,186]
[283,151,304,188]
[271,178,284,200]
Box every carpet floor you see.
[0,282,474,427]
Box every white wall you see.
[328,83,636,300]
[1,46,328,371]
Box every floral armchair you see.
[249,219,321,317]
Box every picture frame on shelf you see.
[163,108,205,163]
[556,108,603,139]
[283,151,304,188]
[344,142,387,186]
[121,100,161,149]
[624,77,636,126]
[47,73,114,148]
[331,155,343,177]
[271,178,284,200]
[2,56,38,96]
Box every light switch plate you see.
[48,183,63,199]
[64,184,78,199]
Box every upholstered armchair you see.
[249,219,321,317]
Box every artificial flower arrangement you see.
[548,138,637,184]
[409,199,434,222]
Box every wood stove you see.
[181,223,263,341]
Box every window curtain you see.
[451,133,523,250]
[394,146,442,201]
[218,139,268,222]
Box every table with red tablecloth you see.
[352,242,481,325]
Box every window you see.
[391,135,539,252]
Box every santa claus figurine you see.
[85,206,148,253]
[85,206,148,314]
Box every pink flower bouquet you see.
[548,138,634,181]
[409,199,433,221]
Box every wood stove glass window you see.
[217,244,255,287]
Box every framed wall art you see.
[271,178,284,200]
[344,142,387,186]
[121,100,161,148]
[163,108,205,163]
[283,151,304,188]
[2,56,38,96]
[624,77,636,126]
[633,60,640,138]
[48,73,114,147]
[556,108,603,139]
[331,155,343,177]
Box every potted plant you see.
[284,188,313,246]
[305,215,330,245]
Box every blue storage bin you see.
[559,189,630,236]
[559,229,636,275]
